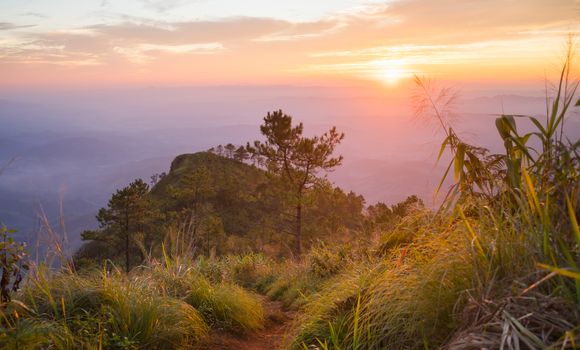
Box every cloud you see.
[20,12,48,19]
[0,18,277,67]
[295,0,580,77]
[140,0,192,12]
[88,17,290,44]
[252,20,345,42]
[0,0,578,85]
[113,42,225,63]
[0,22,36,31]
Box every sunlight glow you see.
[373,59,410,86]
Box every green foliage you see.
[12,266,208,349]
[6,46,577,350]
[291,46,580,350]
[80,179,154,273]
[121,151,366,262]
[0,226,28,303]
[141,254,266,333]
[151,152,286,257]
[247,110,345,256]
[366,195,425,238]
[186,280,264,333]
[223,253,275,289]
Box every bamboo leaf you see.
[566,195,580,249]
[454,143,465,182]
[458,206,486,261]
[528,117,547,137]
[522,168,540,214]
[547,63,566,135]
[436,158,454,195]
[538,264,580,280]
[495,117,510,139]
[437,136,450,162]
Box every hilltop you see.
[75,150,370,265]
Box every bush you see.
[186,277,264,333]
[143,254,266,333]
[16,268,209,349]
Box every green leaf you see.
[458,206,485,261]
[454,143,465,182]
[538,264,580,280]
[566,195,580,249]
[495,117,510,139]
[437,136,450,162]
[528,117,548,138]
[436,158,454,195]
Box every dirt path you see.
[199,298,294,350]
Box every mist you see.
[1,83,578,250]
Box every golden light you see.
[372,59,410,86]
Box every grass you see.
[0,255,267,349]
[283,47,580,349]
[1,45,579,350]
[186,278,264,333]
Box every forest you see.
[0,54,579,349]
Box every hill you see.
[151,152,275,253]
[75,151,369,264]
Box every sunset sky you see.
[1,0,579,89]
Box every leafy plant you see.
[0,226,28,303]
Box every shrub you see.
[15,267,209,349]
[185,277,264,333]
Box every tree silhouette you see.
[82,179,151,273]
[247,110,344,256]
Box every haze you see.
[1,0,579,249]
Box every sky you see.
[1,0,579,90]
[1,1,580,242]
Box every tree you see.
[365,195,424,235]
[81,179,151,273]
[150,172,167,186]
[167,165,216,254]
[225,143,236,158]
[391,195,424,217]
[247,110,344,256]
[234,146,249,162]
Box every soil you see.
[199,298,294,350]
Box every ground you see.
[199,298,294,350]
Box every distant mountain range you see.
[1,87,578,255]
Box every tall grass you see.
[1,42,578,350]
[7,265,209,349]
[1,251,268,349]
[291,43,580,349]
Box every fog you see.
[1,84,578,250]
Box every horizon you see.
[1,2,580,349]
[1,0,580,252]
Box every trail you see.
[199,298,294,350]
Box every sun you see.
[373,59,410,86]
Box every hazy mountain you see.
[1,86,577,254]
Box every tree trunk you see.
[295,200,302,257]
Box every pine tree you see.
[81,179,151,273]
[247,110,344,256]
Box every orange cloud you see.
[0,0,578,88]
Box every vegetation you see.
[81,179,153,273]
[0,226,27,303]
[77,146,364,265]
[247,110,345,256]
[1,51,579,349]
